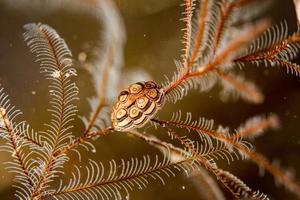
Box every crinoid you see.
[0,0,300,199]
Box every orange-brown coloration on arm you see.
[182,0,194,67]
[152,118,300,197]
[164,20,269,96]
[211,0,257,54]
[233,115,279,140]
[188,0,208,68]
[216,70,264,104]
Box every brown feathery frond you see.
[181,0,196,68]
[217,70,264,104]
[82,0,126,133]
[42,152,213,200]
[1,0,300,199]
[0,88,42,148]
[209,0,270,55]
[187,0,209,68]
[0,88,38,199]
[207,19,270,68]
[233,114,280,140]
[162,62,218,103]
[16,121,44,149]
[65,0,127,157]
[127,130,252,199]
[215,169,269,200]
[210,0,246,55]
[235,21,300,75]
[128,130,270,200]
[145,124,268,199]
[23,23,79,199]
[193,0,222,66]
[191,170,226,200]
[245,150,300,198]
[152,113,300,198]
[56,126,114,160]
[163,19,270,103]
[128,129,226,199]
[188,0,270,69]
[236,21,290,58]
[163,0,270,102]
[159,121,240,165]
[127,129,188,161]
[23,23,79,152]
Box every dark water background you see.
[0,0,299,199]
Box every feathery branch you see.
[217,70,264,104]
[83,0,125,133]
[0,88,36,199]
[188,0,208,68]
[235,22,300,75]
[152,116,300,198]
[23,23,79,199]
[233,114,279,140]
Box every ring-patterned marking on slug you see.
[111,81,165,131]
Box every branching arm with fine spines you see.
[163,0,300,105]
[23,23,79,199]
[216,70,264,103]
[215,169,269,200]
[233,114,279,140]
[235,22,300,75]
[151,113,300,198]
[128,129,269,199]
[0,0,299,199]
[40,136,237,200]
[61,0,126,156]
[0,88,44,199]
[161,124,269,199]
[81,0,125,133]
[164,18,269,103]
[38,117,260,200]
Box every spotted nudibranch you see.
[111,81,165,131]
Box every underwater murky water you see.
[0,0,299,199]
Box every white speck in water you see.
[293,115,298,119]
[31,91,36,95]
[143,34,146,37]
[78,52,87,62]
[125,195,129,200]
[181,185,186,190]
[91,149,96,153]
